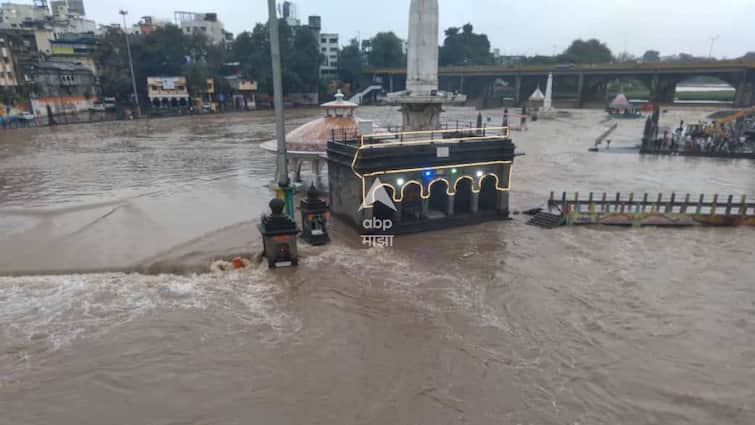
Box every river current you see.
[1,107,753,424]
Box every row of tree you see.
[95,19,322,104]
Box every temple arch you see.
[428,179,449,217]
[454,178,473,214]
[479,175,499,211]
[400,182,423,221]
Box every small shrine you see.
[262,90,372,188]
[608,92,642,118]
[528,86,545,110]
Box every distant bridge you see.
[367,61,755,107]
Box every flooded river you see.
[1,107,754,424]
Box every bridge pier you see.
[576,73,585,108]
[734,80,754,107]
[650,75,677,104]
[513,75,522,106]
[581,78,608,105]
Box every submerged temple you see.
[326,0,517,234]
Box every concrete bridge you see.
[368,61,755,107]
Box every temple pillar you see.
[471,192,479,213]
[312,158,322,188]
[394,202,403,223]
[447,194,455,216]
[292,159,302,182]
[421,198,429,219]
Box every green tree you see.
[615,52,637,63]
[439,23,493,66]
[367,32,405,68]
[743,52,755,60]
[93,27,133,102]
[229,20,320,95]
[522,55,559,65]
[642,50,661,63]
[559,39,613,64]
[337,38,365,87]
[286,24,322,92]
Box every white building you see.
[320,32,338,78]
[0,2,50,29]
[281,1,300,27]
[174,11,227,45]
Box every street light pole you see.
[708,35,720,59]
[267,0,293,218]
[119,10,141,117]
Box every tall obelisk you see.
[401,0,443,132]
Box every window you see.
[329,38,337,44]
[321,48,326,52]
[330,47,337,52]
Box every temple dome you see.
[529,86,545,101]
[609,93,632,111]
[265,90,361,155]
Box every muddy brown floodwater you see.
[1,107,754,425]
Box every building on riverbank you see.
[147,76,190,108]
[0,35,18,88]
[30,61,98,117]
[174,11,230,46]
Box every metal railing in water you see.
[328,122,511,148]
[549,192,755,217]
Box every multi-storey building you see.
[0,35,17,87]
[147,76,190,107]
[0,2,50,29]
[30,61,99,116]
[174,11,228,45]
[319,32,339,79]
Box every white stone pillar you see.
[406,0,439,96]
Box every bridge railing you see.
[548,192,755,217]
[368,60,755,75]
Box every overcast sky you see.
[85,0,755,58]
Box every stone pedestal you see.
[400,97,444,132]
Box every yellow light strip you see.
[454,175,477,193]
[400,180,424,202]
[360,163,513,205]
[363,160,512,177]
[426,177,452,198]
